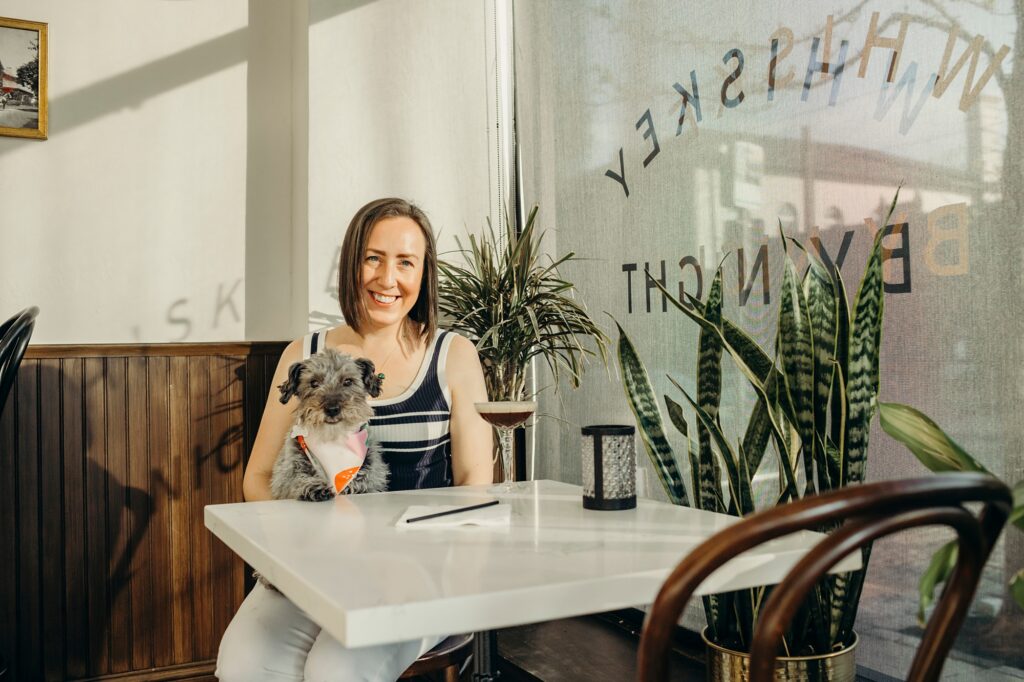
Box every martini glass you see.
[475,400,537,492]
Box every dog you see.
[256,349,388,591]
[270,348,389,501]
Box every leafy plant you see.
[615,192,900,656]
[438,205,610,402]
[878,402,1024,620]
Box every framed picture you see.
[0,16,47,140]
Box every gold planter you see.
[702,629,857,682]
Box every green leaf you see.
[918,541,958,626]
[1011,569,1024,611]
[740,369,776,475]
[613,320,689,506]
[844,227,885,486]
[677,382,754,516]
[1010,480,1024,531]
[666,396,705,514]
[830,265,851,464]
[664,394,689,439]
[778,244,815,493]
[803,255,838,493]
[878,402,991,474]
[697,270,726,514]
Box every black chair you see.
[0,306,36,681]
[0,306,39,416]
[637,474,1013,682]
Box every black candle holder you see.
[581,424,637,510]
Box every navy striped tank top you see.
[305,329,455,491]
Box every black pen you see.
[405,499,500,524]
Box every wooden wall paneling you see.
[127,356,154,671]
[0,342,287,680]
[209,355,245,644]
[39,358,66,681]
[189,355,215,659]
[63,357,89,680]
[148,356,175,670]
[0,365,17,674]
[106,357,132,673]
[167,355,194,664]
[16,360,42,679]
[84,357,111,676]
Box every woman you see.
[217,198,493,681]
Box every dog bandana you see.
[291,424,370,494]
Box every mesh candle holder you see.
[581,425,636,510]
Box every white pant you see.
[216,583,443,682]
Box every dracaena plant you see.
[877,402,1024,619]
[438,205,609,402]
[615,192,900,656]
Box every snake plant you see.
[615,191,901,656]
[438,205,609,402]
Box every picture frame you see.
[0,16,47,140]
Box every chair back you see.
[637,473,1012,682]
[0,306,39,415]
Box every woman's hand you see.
[242,339,304,501]
[447,335,494,485]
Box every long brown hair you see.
[337,197,438,343]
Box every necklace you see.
[374,335,404,383]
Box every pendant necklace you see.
[374,335,403,384]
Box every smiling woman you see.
[218,197,493,682]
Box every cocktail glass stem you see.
[497,426,515,491]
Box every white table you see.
[205,480,859,649]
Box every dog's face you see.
[278,349,382,428]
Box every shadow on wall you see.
[0,0,376,158]
[3,354,252,679]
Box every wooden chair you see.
[0,306,39,415]
[399,633,474,681]
[637,474,1013,682]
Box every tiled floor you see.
[498,614,705,681]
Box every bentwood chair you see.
[637,474,1012,682]
[399,633,474,681]
[0,306,39,416]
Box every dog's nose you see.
[324,404,342,418]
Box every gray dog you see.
[270,348,389,501]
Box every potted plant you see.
[438,205,610,479]
[615,193,902,680]
[877,402,1024,620]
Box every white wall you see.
[0,1,252,344]
[307,0,492,325]
[0,0,495,343]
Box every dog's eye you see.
[343,378,354,387]
[310,380,320,389]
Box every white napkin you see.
[395,502,511,530]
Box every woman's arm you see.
[447,335,494,486]
[242,339,303,501]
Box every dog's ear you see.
[278,362,305,404]
[356,358,383,398]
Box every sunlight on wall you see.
[0,1,249,343]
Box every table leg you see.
[471,630,499,681]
